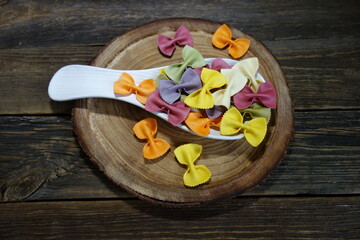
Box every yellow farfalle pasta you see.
[174,143,211,187]
[184,68,227,109]
[220,107,267,147]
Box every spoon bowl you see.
[48,58,265,140]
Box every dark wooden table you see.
[1,1,359,239]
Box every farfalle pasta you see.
[212,24,250,59]
[193,57,231,75]
[114,72,156,105]
[240,103,271,123]
[212,66,248,109]
[231,57,262,91]
[154,69,169,88]
[184,68,227,109]
[233,81,277,109]
[164,45,206,83]
[157,25,193,57]
[174,143,211,187]
[159,68,202,104]
[112,24,276,145]
[145,90,190,126]
[112,23,278,187]
[185,112,222,136]
[205,105,224,119]
[133,118,170,159]
[220,107,267,147]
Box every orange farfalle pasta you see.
[212,24,250,59]
[185,112,222,136]
[133,118,170,159]
[114,72,156,105]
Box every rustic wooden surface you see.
[0,0,359,238]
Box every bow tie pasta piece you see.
[205,105,224,119]
[158,25,194,57]
[233,81,277,109]
[240,103,271,123]
[145,90,190,126]
[220,107,267,147]
[133,118,170,159]
[174,143,211,187]
[154,69,169,88]
[212,24,250,59]
[114,72,156,105]
[231,57,263,91]
[184,68,227,109]
[193,57,232,76]
[185,112,222,136]
[212,66,248,109]
[211,57,232,72]
[159,68,202,104]
[164,45,206,83]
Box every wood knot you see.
[1,167,49,201]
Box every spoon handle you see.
[48,65,162,101]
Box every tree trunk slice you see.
[72,18,294,206]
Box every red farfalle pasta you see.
[145,90,191,126]
[233,81,277,109]
[157,25,194,57]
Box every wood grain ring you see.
[72,18,294,206]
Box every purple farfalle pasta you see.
[159,68,202,104]
[205,105,224,119]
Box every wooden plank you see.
[0,116,130,201]
[0,35,359,114]
[1,111,359,202]
[0,1,359,114]
[0,196,359,239]
[265,37,360,110]
[1,0,359,48]
[0,44,102,114]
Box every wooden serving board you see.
[72,18,294,206]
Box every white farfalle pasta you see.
[231,57,263,91]
[212,67,248,109]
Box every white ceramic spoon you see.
[48,58,265,140]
